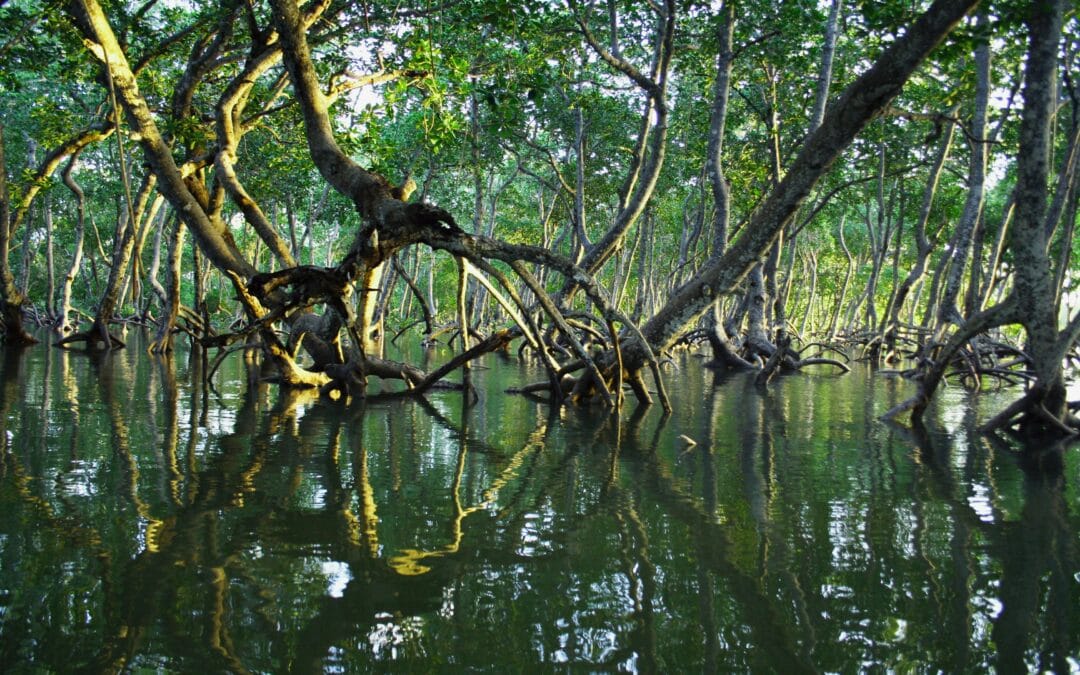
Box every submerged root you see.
[979,389,1078,438]
[56,326,126,351]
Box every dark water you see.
[0,330,1078,673]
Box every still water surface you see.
[0,331,1078,672]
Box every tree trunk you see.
[58,153,87,337]
[885,112,956,348]
[809,0,843,131]
[17,138,37,300]
[702,6,753,370]
[745,264,770,357]
[827,216,852,341]
[564,0,675,286]
[150,215,185,353]
[392,255,435,337]
[0,122,36,344]
[936,10,990,330]
[92,175,157,347]
[1007,0,1067,431]
[146,204,167,316]
[798,251,818,337]
[898,0,1068,434]
[44,192,56,323]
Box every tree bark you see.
[701,6,754,370]
[213,34,298,269]
[17,138,37,299]
[1006,0,1067,431]
[94,178,158,338]
[899,0,1068,434]
[827,216,852,340]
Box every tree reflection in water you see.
[0,335,1077,672]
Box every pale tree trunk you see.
[936,10,990,330]
[613,217,644,312]
[827,216,852,341]
[123,193,165,317]
[881,188,906,339]
[920,244,949,329]
[809,0,843,132]
[703,5,754,370]
[192,239,206,325]
[777,0,843,339]
[963,200,986,318]
[150,215,186,354]
[392,255,435,337]
[357,264,385,356]
[466,89,487,319]
[1048,124,1080,311]
[706,4,735,260]
[631,211,654,324]
[672,187,705,289]
[798,250,818,337]
[44,192,55,323]
[213,39,297,269]
[58,154,87,337]
[744,264,770,357]
[83,172,157,349]
[761,64,786,344]
[285,197,301,261]
[571,102,589,261]
[282,202,297,259]
[146,204,167,316]
[16,203,32,301]
[469,164,519,328]
[974,199,1013,312]
[884,111,957,349]
[306,185,330,265]
[861,147,888,332]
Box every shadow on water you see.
[0,336,1077,672]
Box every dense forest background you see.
[0,0,1077,437]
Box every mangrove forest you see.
[0,0,1078,670]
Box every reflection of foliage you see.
[2,340,1079,669]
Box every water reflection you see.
[0,333,1077,672]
